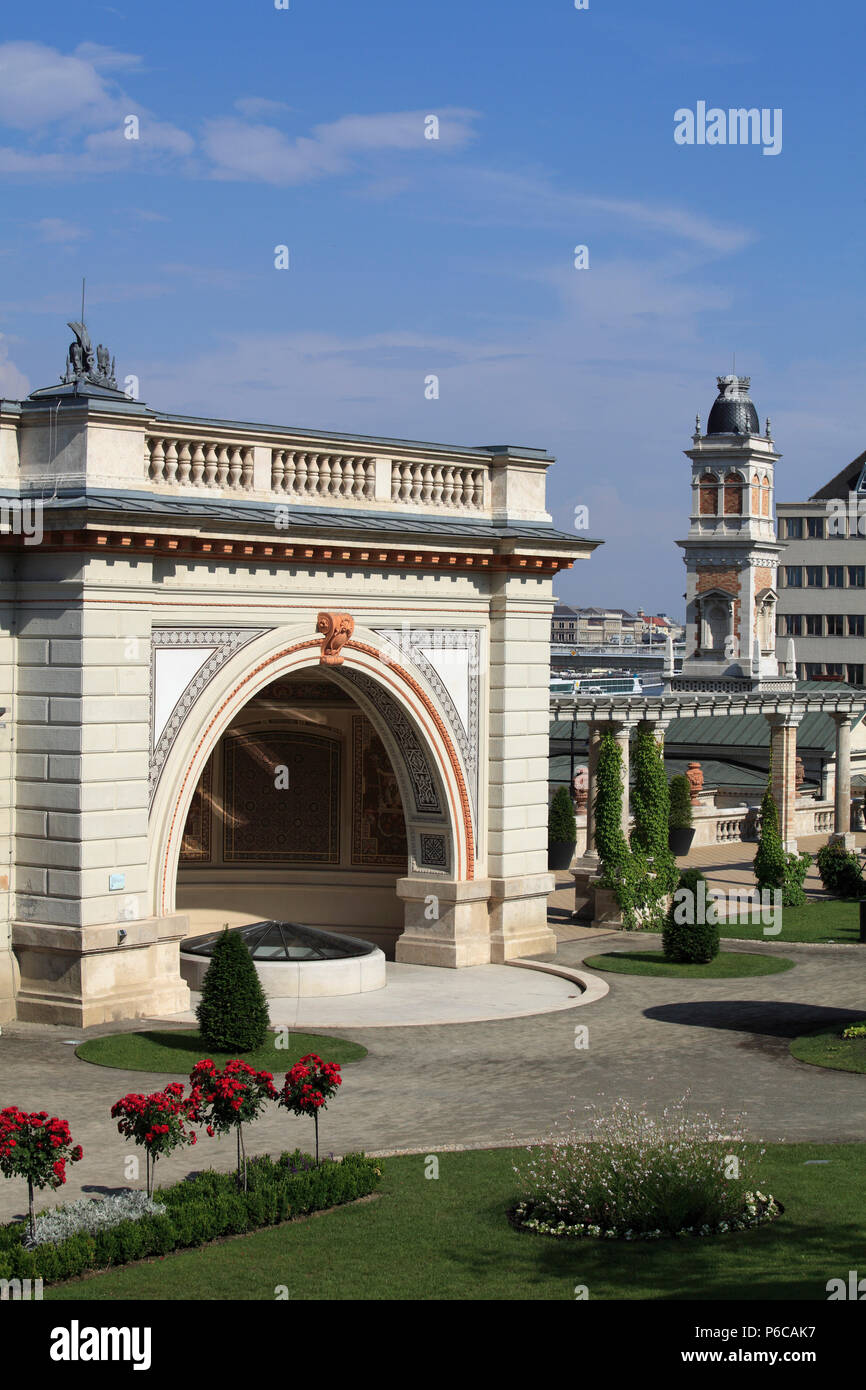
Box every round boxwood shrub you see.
[816,841,864,898]
[196,928,270,1053]
[662,869,719,963]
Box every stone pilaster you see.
[766,712,801,853]
[831,714,856,848]
[395,877,493,968]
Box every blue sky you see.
[0,0,862,616]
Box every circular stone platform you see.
[174,961,590,1029]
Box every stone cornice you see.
[550,691,866,722]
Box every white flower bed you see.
[30,1191,166,1247]
[511,1191,781,1241]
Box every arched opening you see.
[698,472,718,515]
[723,471,743,516]
[175,670,409,957]
[149,629,471,963]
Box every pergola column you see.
[611,720,634,840]
[581,720,603,864]
[831,713,856,849]
[765,711,802,853]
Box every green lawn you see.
[583,950,794,979]
[790,1024,866,1075]
[45,1144,866,1301]
[75,1029,367,1074]
[720,900,861,944]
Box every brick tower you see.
[671,374,792,693]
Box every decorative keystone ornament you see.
[317,612,354,665]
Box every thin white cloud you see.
[33,217,88,243]
[0,41,122,129]
[234,96,292,119]
[202,107,481,184]
[0,336,29,398]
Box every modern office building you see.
[776,450,866,687]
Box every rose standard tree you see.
[188,1059,277,1190]
[278,1055,342,1165]
[0,1108,83,1241]
[110,1084,199,1198]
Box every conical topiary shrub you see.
[754,788,786,891]
[196,928,271,1053]
[548,785,577,869]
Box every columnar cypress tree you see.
[548,785,577,844]
[594,729,628,872]
[196,929,271,1053]
[631,728,671,857]
[754,788,786,891]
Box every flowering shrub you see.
[842,1021,866,1040]
[511,1095,780,1241]
[31,1191,166,1247]
[0,1108,84,1239]
[278,1055,342,1164]
[188,1059,278,1188]
[110,1084,198,1197]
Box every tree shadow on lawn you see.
[643,1001,864,1041]
[464,1195,864,1300]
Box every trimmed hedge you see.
[816,841,864,899]
[0,1150,381,1286]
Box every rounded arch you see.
[149,625,474,918]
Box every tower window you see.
[698,473,718,515]
[723,472,743,515]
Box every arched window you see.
[699,472,718,515]
[761,478,771,516]
[724,472,743,516]
[751,473,761,514]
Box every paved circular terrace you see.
[1,934,864,1222]
[168,961,592,1028]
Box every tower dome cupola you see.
[705,374,759,437]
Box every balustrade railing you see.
[271,450,376,500]
[147,437,254,490]
[390,460,486,510]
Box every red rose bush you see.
[187,1059,277,1189]
[0,1107,83,1239]
[110,1083,198,1197]
[278,1054,342,1164]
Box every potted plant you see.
[668,774,696,856]
[548,785,577,870]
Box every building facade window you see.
[786,516,803,539]
[806,566,824,587]
[698,473,718,515]
[826,614,844,637]
[849,615,865,637]
[807,516,825,539]
[806,614,823,636]
[827,565,844,587]
[785,566,802,587]
[723,472,743,516]
[783,614,802,636]
[849,566,865,588]
[848,665,864,687]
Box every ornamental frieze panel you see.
[149,628,271,807]
[371,627,480,826]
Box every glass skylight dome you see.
[180,920,377,963]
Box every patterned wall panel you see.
[223,730,341,863]
[351,716,408,868]
[179,755,213,863]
